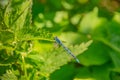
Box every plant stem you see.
[98,38,120,53]
[21,53,28,80]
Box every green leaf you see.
[35,40,92,76]
[3,0,32,28]
[79,42,110,66]
[50,64,76,80]
[74,63,112,80]
[79,7,106,34]
[74,67,94,80]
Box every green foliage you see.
[0,0,92,80]
[1,0,120,80]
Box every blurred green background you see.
[1,0,120,80]
[32,0,120,80]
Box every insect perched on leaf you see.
[54,36,80,63]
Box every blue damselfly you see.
[54,36,80,63]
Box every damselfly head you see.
[54,36,61,44]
